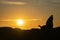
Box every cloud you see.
[51,0,60,3]
[48,0,60,4]
[0,19,41,21]
[0,1,27,5]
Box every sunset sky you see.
[0,0,60,29]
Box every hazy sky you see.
[0,0,60,29]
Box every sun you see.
[17,19,24,26]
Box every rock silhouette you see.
[46,15,53,29]
[39,15,53,30]
[0,15,60,40]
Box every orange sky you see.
[0,0,60,30]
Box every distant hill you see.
[0,26,60,40]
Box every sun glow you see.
[17,19,24,26]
